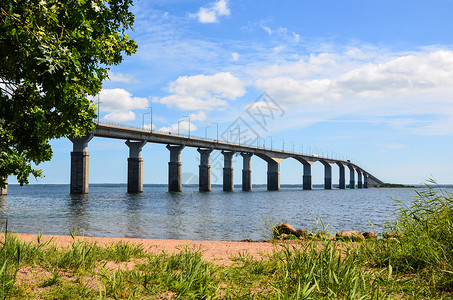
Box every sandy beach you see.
[12,233,279,265]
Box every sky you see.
[10,0,453,186]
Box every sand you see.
[12,233,280,265]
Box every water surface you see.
[0,184,421,240]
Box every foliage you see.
[0,0,137,186]
[362,179,453,293]
[381,183,416,188]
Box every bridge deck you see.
[93,123,383,185]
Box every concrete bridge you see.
[66,123,384,194]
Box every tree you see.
[0,0,137,187]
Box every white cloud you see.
[255,50,453,104]
[157,72,245,111]
[251,49,453,136]
[410,113,453,136]
[256,77,333,104]
[252,52,339,79]
[261,25,272,35]
[189,111,207,121]
[159,121,197,134]
[191,0,230,23]
[103,111,136,122]
[335,50,453,97]
[259,25,300,43]
[158,112,204,134]
[197,8,217,23]
[142,124,156,131]
[107,71,135,83]
[214,0,229,16]
[377,143,407,153]
[97,88,149,122]
[273,45,285,54]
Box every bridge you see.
[66,123,384,194]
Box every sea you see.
[0,184,442,241]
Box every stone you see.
[317,232,336,241]
[336,230,365,242]
[279,233,288,240]
[362,232,377,239]
[274,223,297,236]
[306,233,319,241]
[295,229,308,238]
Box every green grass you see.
[0,181,452,299]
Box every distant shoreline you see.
[5,183,452,188]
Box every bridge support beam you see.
[126,140,147,193]
[241,152,253,191]
[363,173,368,189]
[198,148,213,192]
[69,134,94,194]
[267,161,280,191]
[338,164,346,189]
[303,163,313,190]
[323,162,334,189]
[222,151,235,192]
[348,165,355,189]
[0,178,7,195]
[167,145,185,192]
[357,170,363,189]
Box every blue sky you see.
[11,0,453,185]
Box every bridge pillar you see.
[126,140,147,193]
[367,176,381,188]
[222,151,235,192]
[348,165,355,189]
[363,173,368,189]
[0,178,7,195]
[167,145,185,192]
[267,161,280,191]
[323,163,334,189]
[198,148,213,192]
[357,170,363,189]
[302,163,313,190]
[241,152,253,191]
[69,134,94,194]
[338,164,346,189]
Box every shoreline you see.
[7,233,278,265]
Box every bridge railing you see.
[96,121,364,165]
[95,121,386,181]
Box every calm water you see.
[0,184,423,240]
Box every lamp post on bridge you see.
[230,127,240,145]
[212,122,219,142]
[96,94,102,124]
[142,112,150,130]
[147,106,153,132]
[183,115,191,138]
[270,136,273,150]
[280,139,284,152]
[205,124,212,139]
